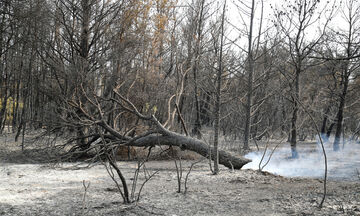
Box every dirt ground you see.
[0,134,360,216]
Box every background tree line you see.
[0,0,359,159]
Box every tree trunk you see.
[326,122,335,140]
[192,71,202,138]
[0,93,8,133]
[128,132,251,170]
[290,103,298,158]
[333,75,348,151]
[94,96,252,169]
[320,107,330,138]
[290,70,300,158]
[212,0,226,174]
[320,106,332,142]
[191,0,206,139]
[243,0,255,151]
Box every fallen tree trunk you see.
[90,93,251,170]
[96,105,251,170]
[127,132,251,169]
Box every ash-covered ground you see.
[0,134,359,216]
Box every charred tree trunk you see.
[129,132,251,170]
[290,70,300,158]
[321,109,329,135]
[192,71,202,138]
[12,77,21,132]
[333,74,348,151]
[191,0,205,139]
[321,106,333,142]
[243,0,255,151]
[74,0,91,149]
[212,0,226,174]
[326,122,335,140]
[0,74,8,133]
[98,114,251,170]
[290,100,298,158]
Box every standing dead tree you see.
[330,0,360,151]
[274,0,333,158]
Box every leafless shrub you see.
[131,147,159,202]
[174,156,183,193]
[173,153,204,194]
[81,180,91,215]
[136,165,159,202]
[95,127,158,204]
[184,159,204,194]
[258,135,286,172]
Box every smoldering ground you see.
[1,134,360,215]
[243,137,360,181]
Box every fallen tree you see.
[97,116,251,169]
[57,86,251,170]
[129,133,251,169]
[94,89,251,169]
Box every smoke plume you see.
[242,138,360,181]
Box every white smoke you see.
[242,138,360,180]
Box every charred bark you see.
[127,132,251,170]
[326,122,335,140]
[96,117,251,170]
[333,80,348,151]
[191,0,206,139]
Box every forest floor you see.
[0,133,360,216]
